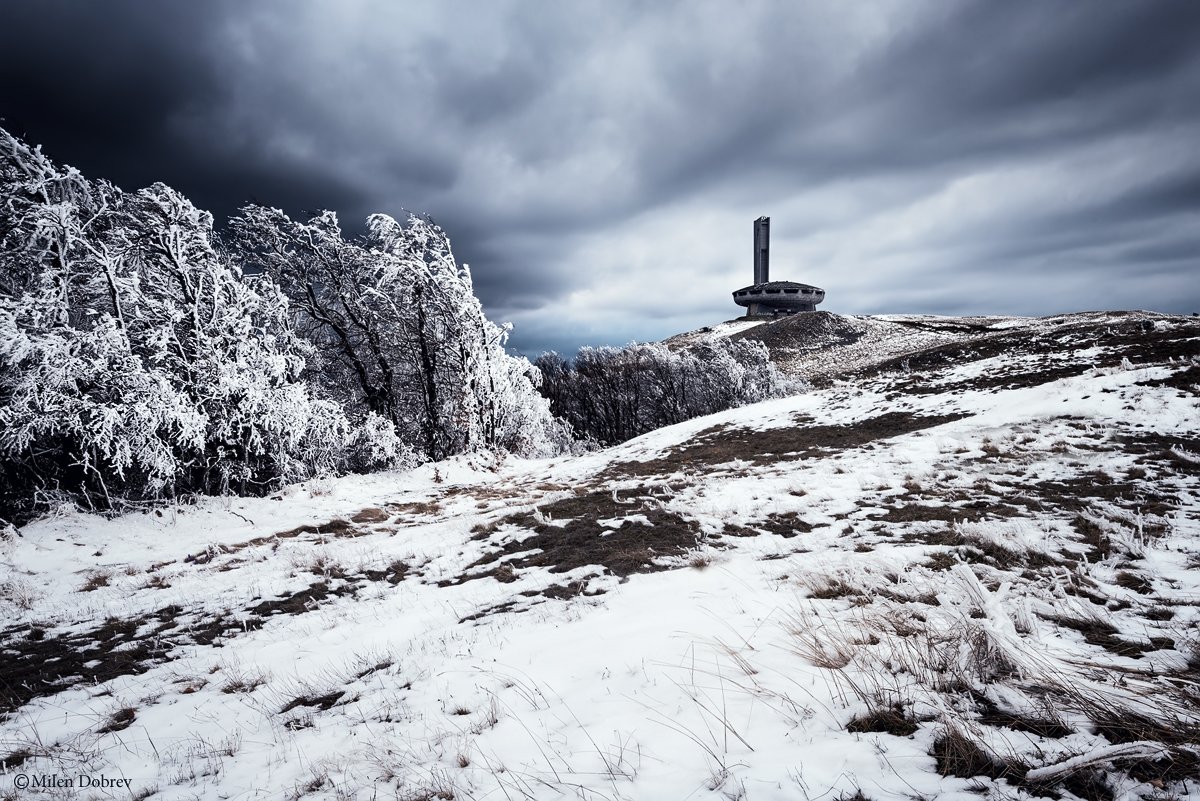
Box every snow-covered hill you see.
[667,309,1194,384]
[2,310,1198,801]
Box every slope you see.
[669,309,1190,385]
[1,311,1198,801]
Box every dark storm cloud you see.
[1092,167,1200,227]
[2,1,1198,357]
[881,3,1200,115]
[1,3,223,193]
[0,0,385,228]
[637,3,1200,201]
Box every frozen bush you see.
[534,339,799,445]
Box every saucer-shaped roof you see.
[733,280,824,310]
[733,281,823,293]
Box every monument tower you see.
[732,216,824,316]
[753,216,769,285]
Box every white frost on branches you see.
[0,125,572,520]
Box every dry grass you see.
[81,571,111,591]
[280,691,344,714]
[600,412,968,479]
[220,666,268,695]
[97,706,137,733]
[1114,570,1153,594]
[349,507,391,524]
[805,576,871,602]
[0,749,32,771]
[845,706,917,737]
[451,489,704,583]
[780,548,1200,798]
[931,723,1020,781]
[785,608,861,670]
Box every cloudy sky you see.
[3,1,1198,356]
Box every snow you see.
[1025,742,1172,784]
[2,310,1198,800]
[661,317,769,349]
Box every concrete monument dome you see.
[732,217,825,316]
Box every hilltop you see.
[1,310,1198,801]
[666,309,1192,383]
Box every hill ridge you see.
[666,308,1191,383]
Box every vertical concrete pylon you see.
[753,216,770,285]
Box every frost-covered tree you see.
[0,128,384,522]
[366,213,571,458]
[1,125,572,524]
[228,205,571,462]
[534,339,798,445]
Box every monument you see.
[732,216,824,316]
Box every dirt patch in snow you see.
[0,562,409,714]
[280,690,345,714]
[182,516,381,566]
[601,412,969,479]
[1043,614,1165,658]
[453,489,702,585]
[870,497,1025,526]
[1120,431,1200,476]
[0,615,174,716]
[247,580,358,618]
[862,314,1200,393]
[728,311,867,354]
[1026,473,1180,522]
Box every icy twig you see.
[1025,741,1169,784]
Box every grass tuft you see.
[97,706,136,733]
[1114,570,1153,594]
[846,706,918,737]
[81,571,111,591]
[280,691,344,714]
[931,725,1023,781]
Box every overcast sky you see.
[3,1,1198,356]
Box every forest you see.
[0,128,792,525]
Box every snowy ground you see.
[661,318,769,349]
[2,311,1199,801]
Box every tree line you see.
[534,340,795,446]
[0,127,796,526]
[0,127,573,523]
